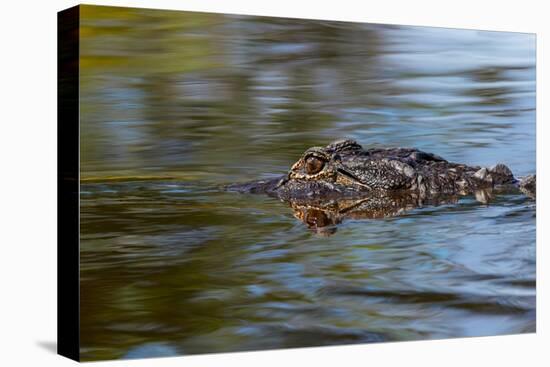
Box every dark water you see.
[79,6,536,361]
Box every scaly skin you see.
[229,138,534,199]
[227,139,535,231]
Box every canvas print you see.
[58,4,536,362]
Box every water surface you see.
[79,6,535,361]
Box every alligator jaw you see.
[225,176,284,195]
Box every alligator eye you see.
[305,156,325,174]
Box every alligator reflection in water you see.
[287,189,502,234]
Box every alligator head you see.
[228,139,419,200]
[273,139,385,199]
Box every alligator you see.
[228,139,535,231]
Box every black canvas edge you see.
[58,4,80,362]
